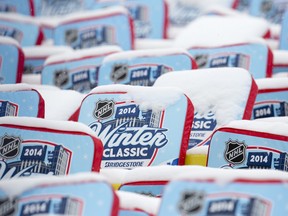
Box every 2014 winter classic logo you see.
[90,99,169,168]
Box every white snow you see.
[0,116,100,138]
[269,23,281,39]
[173,166,288,186]
[0,36,21,48]
[117,191,161,215]
[35,16,60,28]
[135,39,175,50]
[255,116,288,124]
[0,12,40,25]
[120,165,205,184]
[0,172,108,198]
[23,46,73,58]
[35,6,129,28]
[58,6,129,26]
[154,67,254,125]
[90,84,185,112]
[273,72,288,78]
[44,46,122,66]
[273,50,288,65]
[202,5,245,17]
[102,47,191,63]
[36,89,86,120]
[265,38,279,50]
[255,77,288,90]
[222,119,288,137]
[0,83,33,92]
[166,0,235,7]
[21,74,42,85]
[174,15,270,48]
[186,146,209,155]
[100,168,130,185]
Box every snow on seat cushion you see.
[154,67,258,149]
[252,78,288,119]
[0,173,119,216]
[23,45,72,75]
[86,0,168,39]
[271,50,288,76]
[174,15,271,48]
[71,84,194,168]
[41,46,121,93]
[0,117,103,180]
[52,6,134,50]
[188,42,273,79]
[166,0,238,38]
[118,166,199,198]
[97,48,197,87]
[158,166,288,216]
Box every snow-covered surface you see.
[0,172,108,197]
[23,46,73,58]
[117,191,161,215]
[255,77,288,90]
[44,46,122,65]
[202,5,245,16]
[0,116,99,138]
[0,36,21,47]
[154,67,254,125]
[269,23,281,39]
[265,38,279,50]
[222,119,288,136]
[36,89,85,120]
[90,85,185,111]
[35,16,61,28]
[58,6,129,26]
[21,74,42,85]
[255,116,288,123]
[273,50,288,65]
[135,39,175,50]
[100,168,130,185]
[120,165,204,184]
[29,84,61,91]
[0,12,40,25]
[166,0,235,8]
[186,146,209,155]
[0,83,33,92]
[174,15,270,48]
[102,47,191,63]
[273,72,288,78]
[173,166,288,185]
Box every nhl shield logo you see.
[111,64,128,82]
[93,100,115,120]
[224,139,247,164]
[0,135,21,159]
[178,191,205,214]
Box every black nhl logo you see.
[93,100,115,120]
[54,69,69,87]
[111,64,128,82]
[0,198,17,216]
[0,135,21,159]
[224,139,247,164]
[178,191,205,215]
[194,54,208,68]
